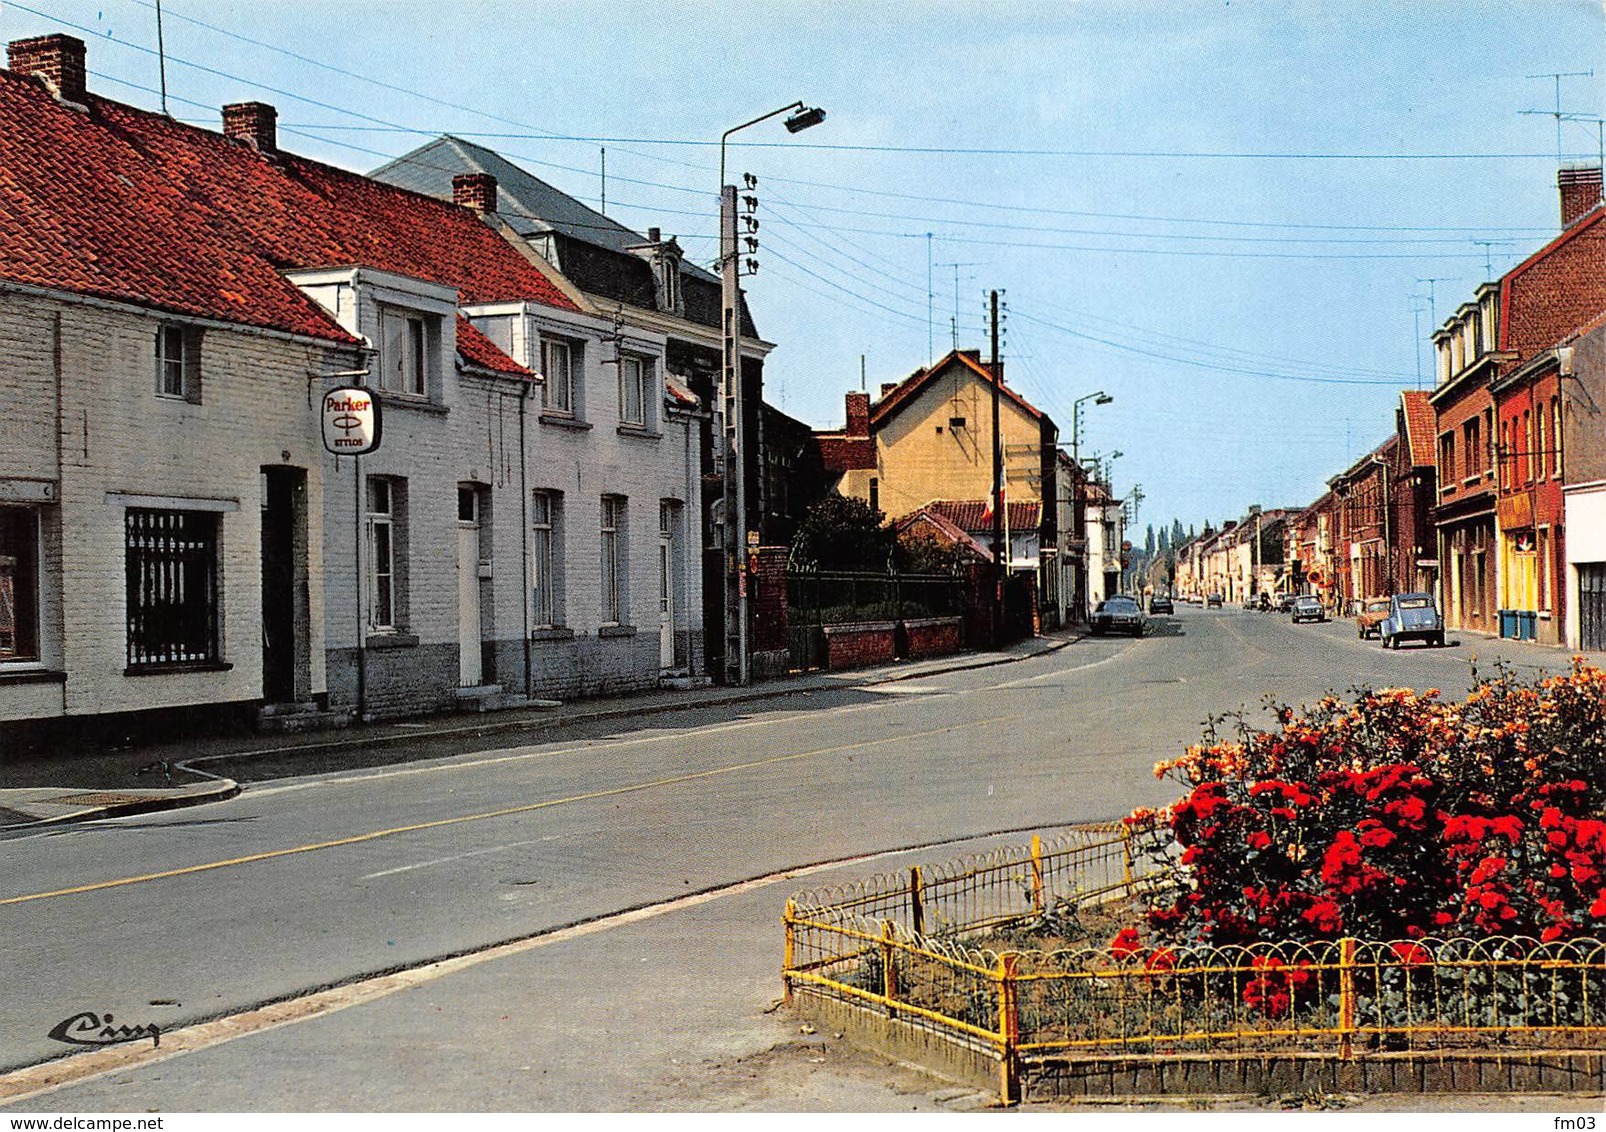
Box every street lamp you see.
[719,102,825,686]
[1071,391,1113,467]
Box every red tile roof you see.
[873,350,1047,428]
[925,498,1042,532]
[1399,390,1435,468]
[455,316,531,376]
[0,66,577,346]
[893,507,993,562]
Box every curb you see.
[8,634,1083,832]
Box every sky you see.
[3,0,1603,535]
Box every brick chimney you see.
[1559,165,1603,228]
[453,172,498,213]
[7,34,87,105]
[222,102,277,153]
[844,392,870,438]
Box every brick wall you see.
[0,287,338,723]
[822,622,897,669]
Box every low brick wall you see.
[901,616,962,659]
[822,621,897,670]
[1025,1050,1606,1100]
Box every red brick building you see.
[1489,166,1606,644]
[1393,391,1439,597]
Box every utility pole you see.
[989,290,1004,647]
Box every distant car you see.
[1277,594,1298,613]
[1380,593,1445,649]
[1149,594,1174,615]
[1356,598,1392,639]
[1291,595,1325,623]
[1091,596,1147,637]
[1206,592,1224,608]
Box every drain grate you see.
[47,792,159,806]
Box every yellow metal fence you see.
[782,824,1606,1103]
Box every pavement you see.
[0,629,1081,831]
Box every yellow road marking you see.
[1,713,1013,907]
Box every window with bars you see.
[601,494,627,624]
[531,489,563,627]
[0,506,39,662]
[125,508,219,668]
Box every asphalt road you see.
[0,606,1592,1109]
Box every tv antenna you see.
[1523,70,1594,164]
[936,261,981,350]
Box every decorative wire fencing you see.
[782,822,1606,1104]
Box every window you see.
[619,354,650,427]
[1438,433,1455,488]
[1523,410,1533,484]
[542,337,580,415]
[0,506,39,662]
[1484,408,1495,476]
[155,324,200,401]
[1552,396,1562,478]
[381,309,428,396]
[869,477,880,514]
[1461,418,1480,482]
[601,494,627,624]
[531,490,563,627]
[366,477,407,631]
[125,508,219,668]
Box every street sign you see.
[322,387,381,455]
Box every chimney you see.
[1558,165,1602,228]
[222,102,277,153]
[845,392,870,438]
[453,172,498,213]
[647,227,661,244]
[7,34,87,105]
[880,382,899,398]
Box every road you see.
[0,605,1591,1110]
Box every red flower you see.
[1145,947,1178,972]
[1247,830,1273,851]
[1390,941,1430,966]
[1111,928,1142,960]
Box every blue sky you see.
[4,0,1602,534]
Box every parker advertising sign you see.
[322,387,381,455]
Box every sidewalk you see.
[0,630,1081,830]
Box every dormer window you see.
[657,254,681,314]
[380,307,432,397]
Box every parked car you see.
[1356,597,1392,639]
[1091,596,1147,637]
[1291,595,1325,623]
[1276,593,1298,613]
[1379,593,1445,649]
[1206,592,1223,608]
[1149,594,1174,615]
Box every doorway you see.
[260,466,308,703]
[659,501,677,670]
[458,485,486,687]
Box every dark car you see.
[1091,596,1147,637]
[1379,593,1445,649]
[1277,593,1298,613]
[1149,594,1174,615]
[1291,595,1325,623]
[1206,592,1223,608]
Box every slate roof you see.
[0,63,576,351]
[926,498,1043,532]
[1399,390,1435,468]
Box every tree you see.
[1171,518,1186,549]
[1144,524,1156,557]
[790,495,895,572]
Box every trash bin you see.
[1499,609,1516,639]
[1517,610,1537,641]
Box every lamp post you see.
[1071,391,1113,468]
[719,102,825,686]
